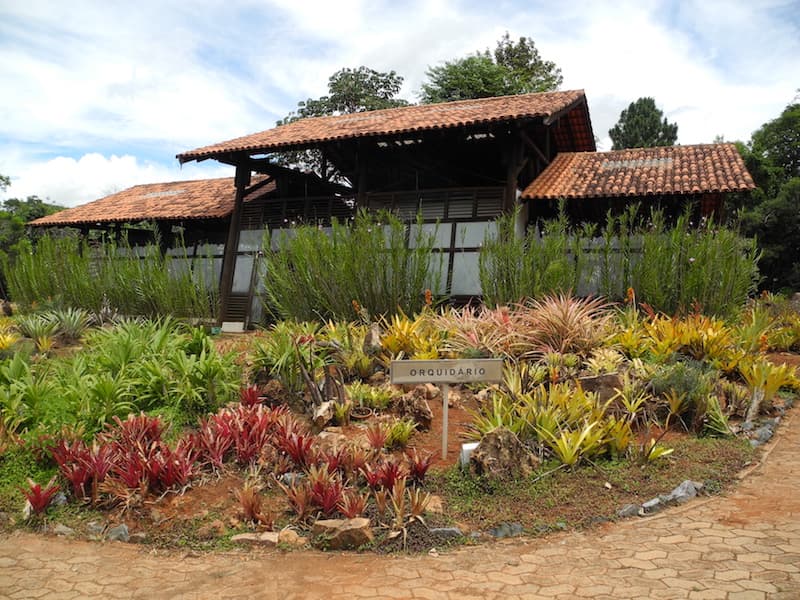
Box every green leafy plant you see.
[385,418,417,449]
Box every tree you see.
[275,67,409,176]
[749,101,800,190]
[0,175,65,298]
[737,100,800,290]
[419,32,563,104]
[279,66,408,123]
[608,97,679,150]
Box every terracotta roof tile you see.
[521,144,755,200]
[177,90,593,162]
[31,177,275,227]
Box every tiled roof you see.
[521,144,755,200]
[31,177,275,227]
[178,90,593,162]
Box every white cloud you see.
[1,0,798,205]
[1,153,231,207]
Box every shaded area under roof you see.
[30,177,275,227]
[521,144,755,200]
[177,90,594,163]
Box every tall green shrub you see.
[479,206,759,316]
[4,235,217,319]
[262,210,440,321]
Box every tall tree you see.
[419,32,563,104]
[0,178,65,298]
[279,66,408,123]
[608,97,679,150]
[738,100,800,290]
[275,66,409,176]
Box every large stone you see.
[278,528,307,548]
[231,531,279,546]
[617,504,641,518]
[51,523,75,536]
[312,401,335,429]
[394,386,434,430]
[312,518,373,550]
[106,523,129,542]
[576,373,623,403]
[469,427,540,480]
[660,480,703,504]
[363,323,383,356]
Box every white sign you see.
[390,359,504,385]
[390,358,504,459]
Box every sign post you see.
[390,359,504,459]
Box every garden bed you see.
[1,295,799,554]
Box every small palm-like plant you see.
[537,422,601,467]
[337,489,369,519]
[385,418,417,449]
[739,359,797,424]
[49,307,90,342]
[21,476,60,517]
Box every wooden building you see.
[33,89,755,327]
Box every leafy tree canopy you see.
[735,96,800,291]
[275,67,409,176]
[419,32,563,104]
[608,97,679,150]
[750,101,800,191]
[0,179,65,298]
[279,66,408,124]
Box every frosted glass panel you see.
[232,256,254,293]
[409,223,451,249]
[238,229,267,252]
[450,252,482,296]
[455,221,498,248]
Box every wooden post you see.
[441,383,450,459]
[218,158,250,325]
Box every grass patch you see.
[428,435,754,532]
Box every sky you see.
[1,0,798,208]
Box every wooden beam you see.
[218,157,250,326]
[519,130,550,166]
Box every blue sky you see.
[1,0,798,207]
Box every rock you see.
[51,523,75,536]
[280,472,305,486]
[740,421,755,432]
[231,532,279,546]
[754,425,774,444]
[106,523,129,542]
[640,498,662,515]
[312,401,335,429]
[363,323,383,356]
[469,427,540,480]
[21,501,32,520]
[577,373,623,403]
[368,371,387,385]
[312,518,373,550]
[197,519,226,540]
[423,383,440,400]
[429,527,463,540]
[278,528,307,548]
[488,522,524,538]
[660,480,704,505]
[129,532,147,544]
[394,387,434,430]
[87,521,105,536]
[426,495,444,515]
[617,504,641,518]
[52,492,68,507]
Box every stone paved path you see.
[1,410,799,599]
